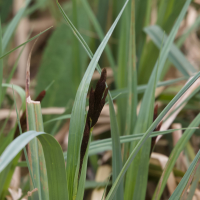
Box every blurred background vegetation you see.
[1,0,200,199]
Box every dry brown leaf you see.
[6,188,22,200]
[151,152,177,195]
[0,107,66,120]
[91,165,111,200]
[157,77,200,142]
[171,123,186,171]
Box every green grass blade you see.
[12,86,36,188]
[62,0,130,198]
[116,0,130,137]
[27,99,49,200]
[2,0,31,52]
[0,131,45,172]
[71,0,81,87]
[0,96,19,199]
[75,135,91,200]
[81,0,116,77]
[108,93,123,200]
[62,128,196,160]
[144,25,196,76]
[123,0,137,164]
[88,128,197,156]
[124,42,159,200]
[0,19,3,107]
[153,113,200,200]
[55,3,190,199]
[0,128,15,197]
[37,134,68,200]
[0,131,68,200]
[0,27,52,60]
[186,164,200,200]
[105,70,200,200]
[101,175,112,200]
[27,189,39,200]
[109,77,187,100]
[44,114,71,125]
[56,1,96,64]
[169,150,200,200]
[137,77,187,94]
[125,1,192,198]
[2,83,25,109]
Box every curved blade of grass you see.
[0,27,52,60]
[60,0,130,198]
[105,70,200,199]
[37,134,68,200]
[144,25,196,76]
[153,113,200,200]
[169,150,200,200]
[108,93,123,200]
[0,131,68,200]
[2,0,31,51]
[44,114,71,125]
[2,83,25,109]
[0,131,45,172]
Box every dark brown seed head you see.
[35,90,46,102]
[79,68,108,177]
[88,68,108,127]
